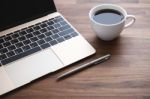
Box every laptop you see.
[0,0,96,95]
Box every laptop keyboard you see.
[0,16,78,66]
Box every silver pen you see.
[57,54,111,81]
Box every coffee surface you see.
[93,9,124,25]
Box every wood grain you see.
[1,0,150,99]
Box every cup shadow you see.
[93,36,124,56]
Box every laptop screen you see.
[0,0,56,32]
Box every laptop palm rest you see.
[0,67,15,95]
[3,48,63,88]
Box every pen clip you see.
[93,56,110,65]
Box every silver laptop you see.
[0,0,95,95]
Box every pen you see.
[57,54,111,81]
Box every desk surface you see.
[2,0,150,99]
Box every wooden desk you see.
[2,0,150,99]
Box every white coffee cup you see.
[89,4,136,41]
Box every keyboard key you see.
[26,34,33,38]
[14,30,20,33]
[4,36,12,41]
[38,34,46,39]
[0,38,4,43]
[6,33,13,36]
[53,19,60,23]
[45,37,53,42]
[56,37,65,43]
[42,21,48,24]
[12,33,19,38]
[33,25,41,30]
[53,23,61,28]
[35,23,41,26]
[23,40,31,45]
[18,36,26,41]
[11,39,19,44]
[21,27,28,31]
[26,28,34,33]
[7,51,15,57]
[30,37,38,42]
[15,42,24,48]
[47,21,54,25]
[0,44,3,49]
[0,35,5,38]
[33,31,41,36]
[49,40,57,46]
[0,48,8,54]
[47,26,54,30]
[19,31,27,36]
[51,34,60,39]
[40,23,48,28]
[58,28,74,36]
[3,42,11,47]
[53,18,64,23]
[59,25,70,31]
[40,28,47,33]
[55,17,64,22]
[15,48,23,54]
[1,46,41,65]
[60,21,67,25]
[55,16,61,19]
[52,29,59,34]
[0,54,7,60]
[48,18,54,21]
[30,42,38,48]
[28,25,34,28]
[41,43,50,49]
[64,34,72,40]
[8,45,16,51]
[45,31,53,36]
[37,39,45,45]
[22,45,31,51]
[70,32,78,37]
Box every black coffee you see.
[93,9,124,25]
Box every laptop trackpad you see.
[51,36,96,66]
[4,49,63,88]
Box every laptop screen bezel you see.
[0,0,57,32]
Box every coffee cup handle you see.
[124,15,136,28]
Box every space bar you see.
[1,47,41,65]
